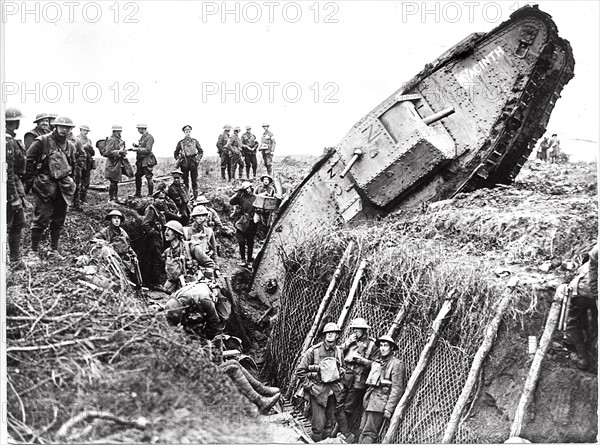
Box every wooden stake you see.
[386,298,411,337]
[441,284,516,443]
[509,284,565,439]
[337,259,367,328]
[382,290,457,444]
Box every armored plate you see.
[251,5,574,304]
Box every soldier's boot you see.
[266,165,273,176]
[147,177,154,197]
[220,360,280,396]
[80,186,88,204]
[49,226,62,253]
[108,182,116,201]
[219,364,280,414]
[221,168,227,181]
[134,175,143,197]
[238,244,247,267]
[192,187,198,201]
[8,229,23,264]
[72,188,81,210]
[568,328,590,370]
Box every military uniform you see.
[359,355,405,443]
[24,132,77,254]
[6,130,26,264]
[143,203,169,288]
[260,129,276,175]
[168,282,222,339]
[69,134,87,209]
[162,240,215,294]
[75,133,95,203]
[241,131,258,178]
[297,341,348,442]
[189,222,218,266]
[135,131,156,196]
[227,132,245,180]
[24,126,48,151]
[229,189,257,264]
[92,225,139,286]
[217,131,232,181]
[174,136,203,198]
[104,134,133,202]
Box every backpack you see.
[313,344,343,383]
[96,138,109,157]
[41,135,72,179]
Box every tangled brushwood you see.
[6,264,255,443]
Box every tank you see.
[251,5,574,304]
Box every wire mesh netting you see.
[261,230,506,443]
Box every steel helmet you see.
[376,335,399,351]
[238,181,254,191]
[105,209,124,221]
[260,174,273,184]
[136,123,147,129]
[349,318,370,330]
[195,195,210,205]
[79,124,90,131]
[323,322,341,334]
[262,122,269,127]
[234,126,241,131]
[165,220,184,236]
[170,169,184,177]
[245,125,252,130]
[191,205,209,217]
[48,113,58,120]
[111,124,123,131]
[223,124,232,131]
[152,188,165,198]
[5,108,23,121]
[165,298,183,325]
[52,116,75,128]
[33,112,51,123]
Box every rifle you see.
[131,255,144,289]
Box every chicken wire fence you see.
[262,238,500,443]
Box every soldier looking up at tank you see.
[260,123,276,176]
[132,123,156,198]
[227,126,244,181]
[167,169,191,225]
[6,107,26,267]
[189,205,219,274]
[162,220,215,294]
[241,125,258,179]
[75,125,95,205]
[229,181,257,268]
[24,116,77,262]
[174,124,203,200]
[340,318,379,441]
[359,335,405,444]
[296,322,350,442]
[217,124,232,181]
[104,125,134,203]
[92,210,141,288]
[24,113,50,150]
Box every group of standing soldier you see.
[296,319,405,443]
[217,123,276,181]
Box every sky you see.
[2,1,599,162]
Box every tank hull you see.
[251,5,574,303]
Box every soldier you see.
[92,210,141,288]
[167,169,191,225]
[143,189,178,291]
[174,124,203,200]
[254,174,276,197]
[260,123,276,176]
[537,136,549,162]
[162,220,215,294]
[189,205,219,273]
[75,124,96,204]
[132,123,156,197]
[68,129,87,211]
[358,335,405,444]
[340,318,378,439]
[47,114,58,131]
[24,116,77,261]
[241,125,258,179]
[548,133,561,164]
[566,243,598,370]
[6,107,26,267]
[296,322,350,442]
[193,195,223,233]
[217,124,232,181]
[104,124,134,203]
[229,181,257,267]
[164,280,222,340]
[226,126,244,180]
[24,113,51,150]
[254,175,277,240]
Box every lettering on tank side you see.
[455,46,506,91]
